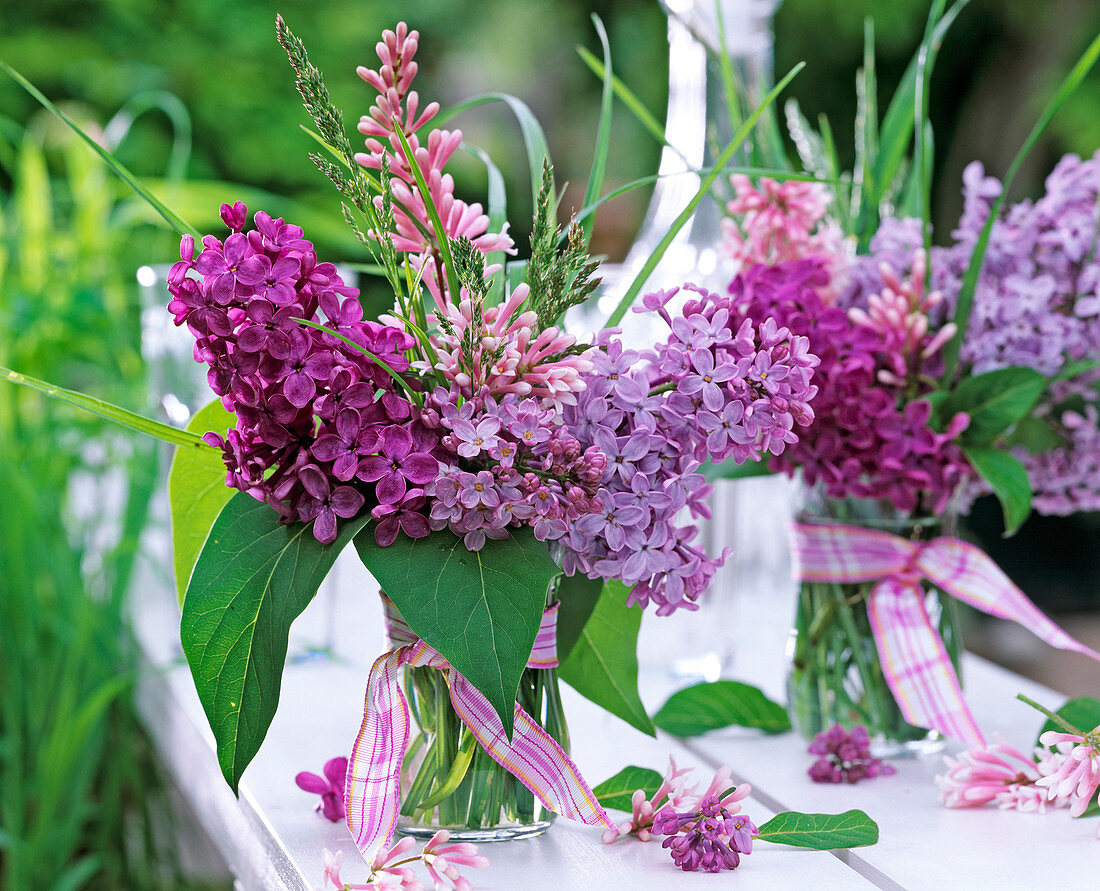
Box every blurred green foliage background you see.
[1,0,1099,887]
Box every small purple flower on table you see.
[295,756,348,822]
[807,724,896,784]
[653,795,759,873]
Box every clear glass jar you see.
[393,584,568,842]
[785,491,963,757]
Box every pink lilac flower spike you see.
[1036,724,1100,818]
[653,795,759,873]
[295,757,348,822]
[421,830,489,891]
[807,724,896,784]
[935,736,1060,812]
[602,756,696,844]
[354,23,514,306]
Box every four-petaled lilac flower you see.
[312,408,379,481]
[295,756,347,823]
[299,466,366,544]
[358,426,438,504]
[372,488,431,546]
[458,470,501,509]
[680,349,736,411]
[451,416,502,458]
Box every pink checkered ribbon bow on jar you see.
[792,522,1100,746]
[344,593,613,857]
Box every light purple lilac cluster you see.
[652,795,758,873]
[167,202,441,545]
[420,386,606,551]
[732,259,971,514]
[938,154,1100,513]
[558,284,819,615]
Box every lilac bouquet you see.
[711,2,1100,752]
[0,14,824,857]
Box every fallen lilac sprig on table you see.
[319,830,489,890]
[807,724,896,784]
[601,759,759,873]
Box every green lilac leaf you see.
[702,456,775,482]
[652,680,791,737]
[961,445,1032,536]
[1035,696,1100,747]
[168,399,236,604]
[1004,415,1064,455]
[554,573,604,664]
[757,809,879,849]
[354,526,558,738]
[943,367,1045,443]
[558,580,655,737]
[181,492,368,792]
[593,766,663,812]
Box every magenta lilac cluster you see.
[558,284,819,615]
[421,386,606,551]
[652,795,758,873]
[732,258,971,514]
[167,202,440,545]
[807,724,896,784]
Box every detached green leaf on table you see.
[168,399,236,604]
[181,492,368,792]
[652,680,791,737]
[962,445,1032,536]
[757,809,879,849]
[592,765,663,812]
[558,580,656,737]
[354,526,558,739]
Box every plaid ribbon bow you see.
[792,522,1100,746]
[344,594,613,857]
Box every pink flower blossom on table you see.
[353,23,513,306]
[1036,725,1100,818]
[935,736,1063,812]
[601,759,753,847]
[428,285,594,405]
[295,757,348,823]
[422,830,490,891]
[807,724,896,784]
[722,174,847,283]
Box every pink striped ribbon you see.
[344,594,613,857]
[792,522,1100,746]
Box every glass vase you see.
[785,493,964,757]
[393,591,568,842]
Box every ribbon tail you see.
[919,539,1100,663]
[447,673,615,831]
[346,649,410,858]
[867,579,985,746]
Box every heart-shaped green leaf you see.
[757,809,879,849]
[182,492,368,792]
[943,367,1045,443]
[652,680,791,737]
[558,580,656,736]
[354,526,557,738]
[962,445,1032,536]
[169,399,236,604]
[593,765,663,812]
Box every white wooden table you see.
[131,498,1100,890]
